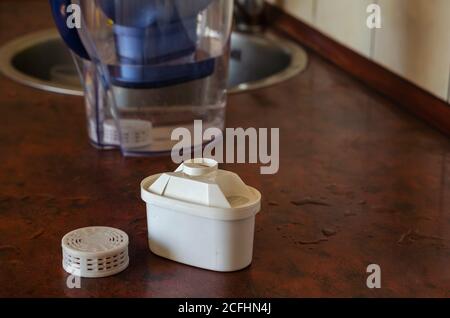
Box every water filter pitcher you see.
[50,0,233,155]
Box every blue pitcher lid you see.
[50,0,217,88]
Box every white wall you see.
[270,0,450,101]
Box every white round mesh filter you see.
[88,119,152,148]
[62,227,129,278]
[103,119,152,148]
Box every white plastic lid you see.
[141,158,261,221]
[62,227,129,278]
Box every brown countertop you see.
[1,0,449,297]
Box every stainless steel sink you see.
[0,29,307,95]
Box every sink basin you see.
[0,29,307,95]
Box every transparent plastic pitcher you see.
[50,0,233,156]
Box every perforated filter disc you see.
[88,119,152,148]
[62,227,129,278]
